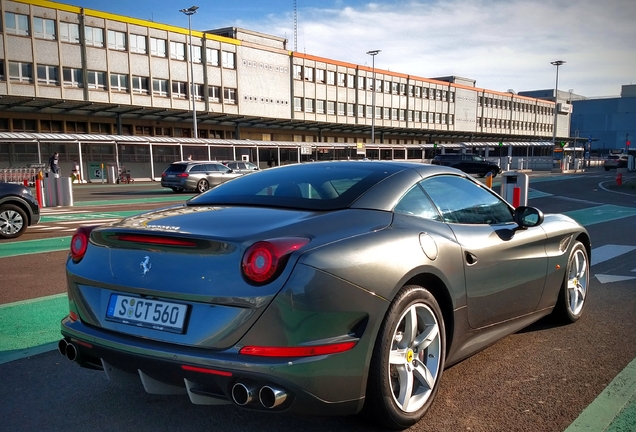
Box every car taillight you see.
[176,173,189,178]
[70,225,98,263]
[242,237,309,285]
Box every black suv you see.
[0,182,41,239]
[431,154,501,177]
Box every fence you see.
[0,164,47,186]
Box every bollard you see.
[485,172,493,189]
[35,178,44,207]
[512,186,521,208]
[616,172,623,186]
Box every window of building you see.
[435,112,441,123]
[392,82,398,94]
[40,120,64,133]
[337,102,345,116]
[62,67,83,87]
[206,48,219,66]
[327,101,335,115]
[12,119,38,132]
[407,110,413,122]
[407,85,414,97]
[85,26,104,47]
[129,34,146,54]
[193,84,203,101]
[367,78,374,91]
[442,91,447,102]
[435,89,442,100]
[385,108,391,120]
[191,45,202,63]
[87,70,107,89]
[316,99,325,114]
[316,69,325,83]
[377,106,383,119]
[33,17,56,40]
[399,109,405,121]
[358,76,365,90]
[305,98,315,113]
[293,65,302,80]
[208,86,220,102]
[0,60,4,81]
[423,88,429,99]
[110,73,129,92]
[170,41,186,60]
[152,78,168,97]
[5,12,30,36]
[347,103,354,117]
[357,104,364,118]
[442,113,447,124]
[448,114,454,125]
[150,37,167,57]
[414,111,420,122]
[423,112,429,123]
[37,64,59,85]
[131,76,149,94]
[222,51,236,69]
[90,123,111,134]
[304,66,314,82]
[8,61,33,83]
[337,72,346,87]
[66,121,88,133]
[347,74,355,88]
[59,22,79,43]
[294,97,302,111]
[172,81,188,98]
[366,105,372,118]
[223,87,236,103]
[327,71,335,85]
[107,30,126,50]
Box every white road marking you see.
[595,274,636,284]
[591,245,636,266]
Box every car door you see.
[421,175,548,329]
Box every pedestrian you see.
[187,154,193,161]
[49,152,60,175]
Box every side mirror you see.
[513,206,544,228]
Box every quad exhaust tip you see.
[231,382,288,409]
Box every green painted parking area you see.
[564,204,636,227]
[0,236,72,258]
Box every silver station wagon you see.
[160,161,243,193]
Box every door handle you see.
[465,252,478,266]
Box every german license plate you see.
[106,294,188,333]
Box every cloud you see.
[244,0,636,97]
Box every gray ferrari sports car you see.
[59,161,590,430]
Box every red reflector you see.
[181,365,233,377]
[69,311,78,321]
[239,341,357,357]
[113,234,196,247]
[71,339,93,349]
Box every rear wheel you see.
[553,241,589,323]
[0,204,28,239]
[196,179,209,193]
[365,285,445,430]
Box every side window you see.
[394,185,441,221]
[190,164,205,172]
[421,176,514,225]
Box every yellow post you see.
[485,172,493,189]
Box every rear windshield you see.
[188,161,405,210]
[164,164,188,173]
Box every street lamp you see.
[366,50,381,145]
[180,5,199,139]
[550,60,565,146]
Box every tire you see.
[0,204,28,239]
[604,167,610,171]
[171,187,184,193]
[196,179,209,193]
[490,169,498,178]
[364,285,446,430]
[553,241,589,323]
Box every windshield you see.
[188,161,405,210]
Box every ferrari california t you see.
[59,161,590,430]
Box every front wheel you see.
[553,241,589,323]
[0,204,28,239]
[365,285,445,430]
[196,179,210,193]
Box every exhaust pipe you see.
[57,339,68,356]
[231,382,258,406]
[65,342,79,362]
[259,385,287,409]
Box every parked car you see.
[0,182,41,239]
[431,154,501,177]
[604,154,629,171]
[222,160,260,173]
[160,161,243,193]
[60,161,590,430]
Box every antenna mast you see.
[294,0,297,52]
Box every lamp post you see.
[550,60,565,146]
[366,50,381,146]
[180,5,199,139]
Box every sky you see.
[64,0,635,98]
